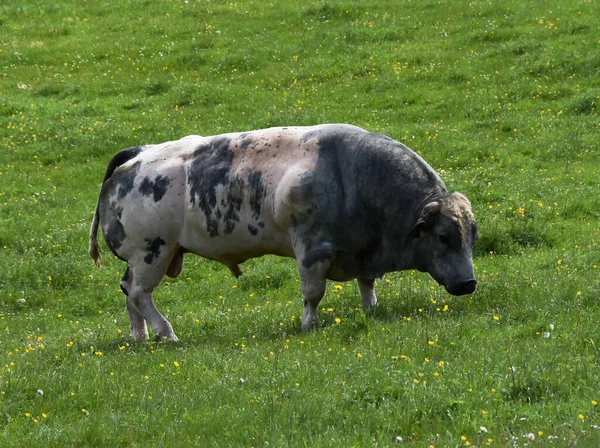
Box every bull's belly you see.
[178,213,295,265]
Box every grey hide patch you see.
[301,237,334,269]
[187,137,233,237]
[299,130,318,144]
[239,134,254,150]
[116,162,141,199]
[293,127,417,276]
[139,174,172,202]
[144,236,166,264]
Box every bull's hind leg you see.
[125,245,180,341]
[127,282,177,341]
[121,267,149,340]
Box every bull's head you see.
[411,192,478,296]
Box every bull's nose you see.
[447,279,477,296]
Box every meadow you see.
[0,0,599,445]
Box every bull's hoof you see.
[362,303,378,315]
[130,331,150,342]
[301,321,319,332]
[155,333,179,342]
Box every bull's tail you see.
[89,203,103,267]
[89,146,143,267]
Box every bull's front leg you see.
[292,228,333,330]
[298,260,330,330]
[358,277,377,312]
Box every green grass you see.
[1,0,599,445]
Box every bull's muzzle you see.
[446,279,477,296]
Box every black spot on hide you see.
[223,176,244,235]
[103,212,127,252]
[247,225,258,236]
[120,267,131,296]
[187,137,233,237]
[139,174,172,202]
[248,171,266,220]
[144,237,166,264]
[116,162,141,199]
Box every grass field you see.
[1,0,599,445]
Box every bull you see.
[89,124,478,341]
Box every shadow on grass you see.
[77,313,378,354]
[75,289,483,354]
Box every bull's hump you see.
[227,124,367,150]
[299,123,367,141]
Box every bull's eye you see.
[439,235,450,246]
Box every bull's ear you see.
[411,201,441,238]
